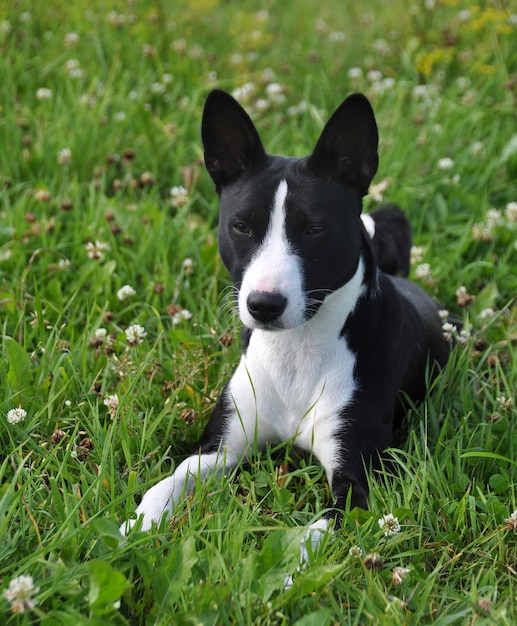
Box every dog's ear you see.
[308,93,378,197]
[202,90,267,190]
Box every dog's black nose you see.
[247,291,287,324]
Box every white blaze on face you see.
[238,180,306,329]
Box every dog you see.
[120,89,450,536]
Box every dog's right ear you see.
[202,90,267,190]
[308,93,379,197]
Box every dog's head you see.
[202,89,378,330]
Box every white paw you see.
[299,518,329,564]
[284,518,330,589]
[119,476,177,534]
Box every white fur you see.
[361,213,376,239]
[238,180,306,329]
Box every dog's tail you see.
[361,204,411,278]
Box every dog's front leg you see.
[119,450,236,533]
[324,419,392,523]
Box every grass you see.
[0,0,516,623]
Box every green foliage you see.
[0,0,516,623]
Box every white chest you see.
[230,330,357,446]
[224,268,364,460]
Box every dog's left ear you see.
[308,93,378,197]
[202,89,267,190]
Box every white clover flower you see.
[485,208,502,229]
[151,81,166,95]
[36,87,52,101]
[170,185,189,208]
[478,308,495,320]
[3,575,39,613]
[438,309,449,322]
[471,223,492,241]
[265,82,284,98]
[65,58,83,78]
[381,77,396,91]
[172,309,193,325]
[373,38,390,55]
[366,70,383,82]
[410,245,425,265]
[348,67,363,79]
[329,31,346,42]
[117,284,136,301]
[348,545,363,558]
[505,201,517,222]
[172,37,187,53]
[95,328,107,340]
[368,177,392,203]
[266,83,285,104]
[34,188,52,202]
[7,407,27,425]
[64,32,79,47]
[442,322,456,341]
[315,18,328,34]
[471,141,483,156]
[437,157,454,171]
[392,566,411,585]
[287,100,311,116]
[254,98,270,113]
[412,84,433,99]
[57,258,70,270]
[182,257,194,276]
[504,509,517,530]
[415,263,432,281]
[57,147,72,165]
[457,329,471,344]
[378,513,401,536]
[103,394,119,418]
[457,9,471,21]
[85,240,110,260]
[455,76,470,93]
[261,68,275,82]
[188,45,204,60]
[229,53,244,66]
[0,20,12,35]
[232,82,255,102]
[125,324,146,345]
[497,396,513,412]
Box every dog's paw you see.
[298,518,329,564]
[119,476,177,535]
[284,519,330,589]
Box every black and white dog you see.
[120,90,449,535]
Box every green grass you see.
[1,0,516,623]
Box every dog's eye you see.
[232,222,252,237]
[306,224,325,236]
